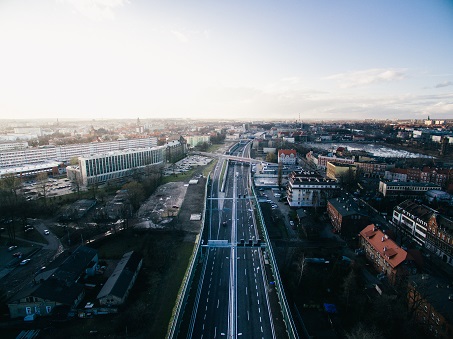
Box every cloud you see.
[171,31,189,43]
[434,81,453,88]
[325,68,407,88]
[59,0,128,21]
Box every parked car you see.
[44,229,50,235]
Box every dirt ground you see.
[134,177,207,237]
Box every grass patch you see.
[206,143,223,153]
[203,159,217,177]
[219,159,227,185]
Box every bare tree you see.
[346,323,384,339]
[36,172,49,204]
[295,253,306,287]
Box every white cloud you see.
[172,30,189,43]
[325,68,407,88]
[58,0,128,21]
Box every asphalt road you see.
[190,143,275,339]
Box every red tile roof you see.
[278,149,297,156]
[360,224,408,269]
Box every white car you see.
[20,259,31,265]
[44,229,50,235]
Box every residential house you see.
[97,251,143,306]
[278,149,297,165]
[8,246,98,319]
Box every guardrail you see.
[251,184,299,339]
[166,175,210,339]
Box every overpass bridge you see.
[191,151,263,164]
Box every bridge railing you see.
[166,175,210,339]
[251,185,299,339]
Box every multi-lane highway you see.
[188,142,276,339]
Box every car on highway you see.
[13,252,22,258]
[44,229,50,235]
[8,245,18,251]
[289,221,294,226]
[20,259,31,265]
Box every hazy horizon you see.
[1,1,452,121]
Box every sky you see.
[0,0,452,121]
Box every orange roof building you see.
[359,224,415,284]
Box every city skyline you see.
[1,0,452,121]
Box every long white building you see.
[70,146,166,186]
[0,138,158,176]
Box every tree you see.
[69,157,79,166]
[346,323,384,339]
[277,162,283,189]
[341,269,357,312]
[265,152,276,163]
[36,172,49,205]
[123,181,145,210]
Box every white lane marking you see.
[260,316,262,322]
[258,299,260,305]
[219,278,221,286]
[221,262,223,268]
[204,313,206,319]
[208,290,210,295]
[207,298,209,303]
[214,327,217,338]
[257,292,258,297]
[217,299,219,308]
[259,308,261,313]
[261,326,263,333]
[246,287,247,295]
[247,310,249,321]
[203,323,205,330]
[245,268,247,276]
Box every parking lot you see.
[163,155,212,176]
[22,177,75,200]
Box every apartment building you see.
[286,171,338,207]
[393,200,453,265]
[408,274,453,339]
[384,168,408,182]
[317,154,354,169]
[326,162,356,180]
[355,161,392,177]
[327,197,369,236]
[392,200,433,246]
[184,135,210,148]
[359,224,415,285]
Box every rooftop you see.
[360,224,409,269]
